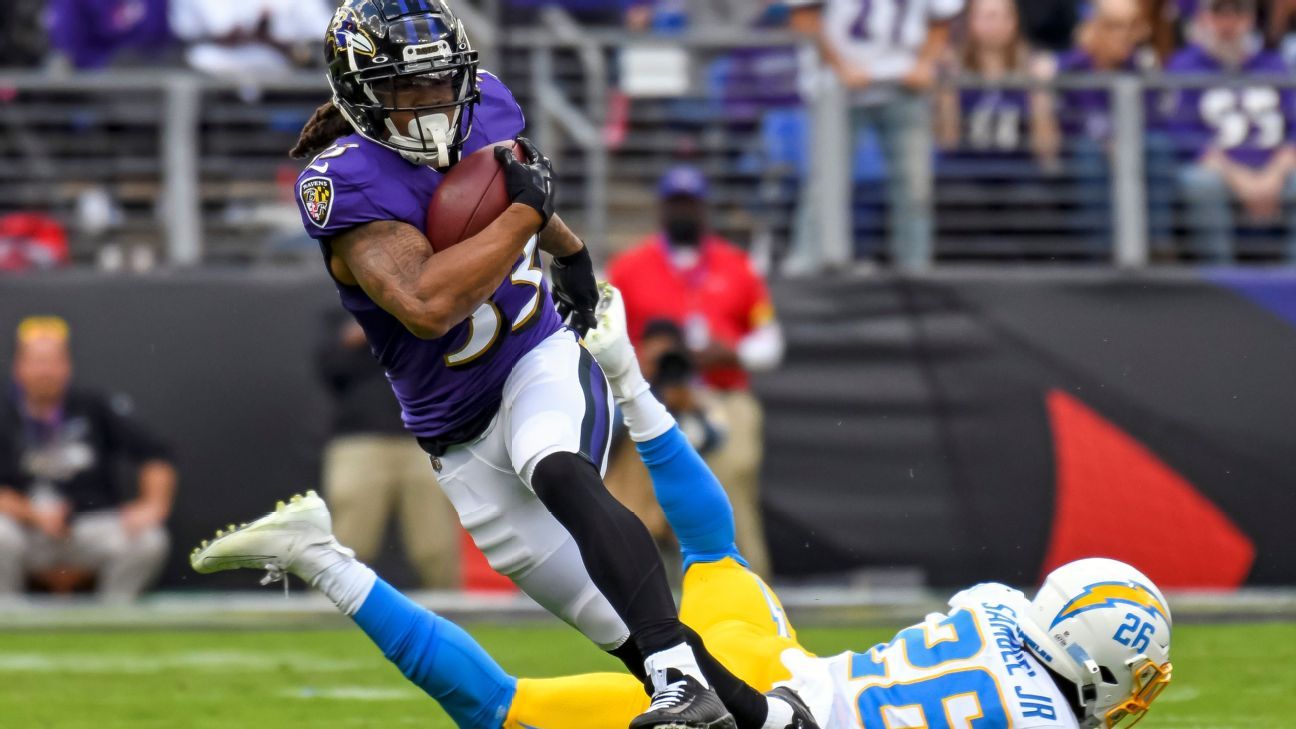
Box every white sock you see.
[619,385,676,443]
[604,349,648,399]
[762,696,794,729]
[299,546,376,616]
[644,642,709,689]
[600,337,676,442]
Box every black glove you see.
[494,137,554,228]
[551,246,599,336]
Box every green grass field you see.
[2,622,1292,728]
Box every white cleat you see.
[189,490,352,585]
[584,282,638,383]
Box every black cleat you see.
[766,686,821,729]
[629,668,737,729]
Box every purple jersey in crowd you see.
[1161,44,1296,169]
[953,87,1032,157]
[1054,48,1157,143]
[296,72,563,444]
[717,46,802,121]
[45,0,171,70]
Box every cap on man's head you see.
[16,316,69,345]
[1203,0,1255,13]
[658,165,708,200]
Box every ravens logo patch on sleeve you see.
[300,177,336,228]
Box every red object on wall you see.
[1043,389,1255,589]
[459,529,516,592]
[0,213,69,271]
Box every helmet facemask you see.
[372,68,476,167]
[1037,639,1170,729]
[1102,658,1173,728]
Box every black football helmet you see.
[325,0,481,168]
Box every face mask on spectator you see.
[661,197,706,248]
[664,215,704,248]
[657,167,709,249]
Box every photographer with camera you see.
[607,167,784,577]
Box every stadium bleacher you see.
[3,1,1296,267]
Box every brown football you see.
[425,141,521,253]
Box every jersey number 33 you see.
[446,237,544,367]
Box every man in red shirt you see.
[608,166,784,576]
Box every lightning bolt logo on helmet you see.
[1021,559,1174,729]
[1050,580,1171,629]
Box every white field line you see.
[2,588,1294,630]
[279,686,425,701]
[0,650,367,674]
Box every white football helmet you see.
[1019,558,1173,729]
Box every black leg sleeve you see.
[683,625,770,729]
[605,611,771,728]
[531,451,685,659]
[608,640,651,690]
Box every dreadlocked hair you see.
[291,101,353,160]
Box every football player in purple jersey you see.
[278,2,813,728]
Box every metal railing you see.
[3,31,1296,269]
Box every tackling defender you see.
[194,286,1173,729]
[288,1,779,726]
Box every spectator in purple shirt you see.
[1048,0,1159,146]
[1163,0,1296,262]
[1040,0,1172,254]
[934,0,1064,253]
[503,0,637,26]
[937,0,1059,167]
[44,0,172,71]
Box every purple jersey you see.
[1055,48,1157,143]
[296,72,563,444]
[953,87,1031,157]
[45,0,171,70]
[718,46,801,120]
[1161,44,1296,169]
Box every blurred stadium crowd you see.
[2,0,1295,601]
[2,0,1296,271]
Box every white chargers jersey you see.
[780,584,1080,729]
[816,0,964,82]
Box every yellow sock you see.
[504,673,650,729]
